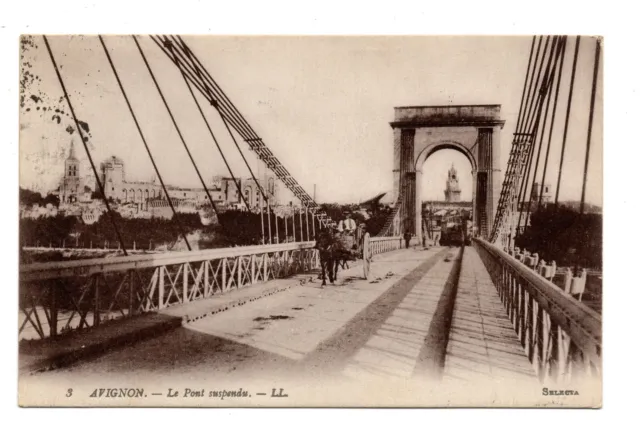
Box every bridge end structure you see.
[389,105,505,241]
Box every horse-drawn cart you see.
[336,231,373,279]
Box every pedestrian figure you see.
[404,230,412,249]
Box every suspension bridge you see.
[18,35,602,402]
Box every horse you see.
[315,228,358,286]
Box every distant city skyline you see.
[19,36,602,206]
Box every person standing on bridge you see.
[404,230,412,249]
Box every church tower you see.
[444,163,462,202]
[60,139,81,203]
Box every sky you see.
[19,35,602,206]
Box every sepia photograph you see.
[16,33,602,408]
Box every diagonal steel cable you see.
[99,35,192,250]
[43,35,129,255]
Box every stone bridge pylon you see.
[390,105,505,240]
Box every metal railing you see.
[19,242,318,341]
[20,233,419,341]
[370,236,403,255]
[369,236,419,255]
[473,238,601,384]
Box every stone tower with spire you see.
[59,139,82,203]
[444,163,462,202]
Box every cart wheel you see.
[363,232,371,279]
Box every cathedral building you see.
[58,140,92,204]
[55,140,286,218]
[73,139,281,211]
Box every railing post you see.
[222,258,228,292]
[158,266,165,309]
[264,253,269,281]
[506,273,513,321]
[183,262,189,303]
[548,323,561,382]
[299,209,304,241]
[556,328,567,383]
[50,282,58,338]
[292,212,296,242]
[541,310,551,381]
[251,254,256,284]
[129,270,134,317]
[515,278,524,339]
[527,292,535,363]
[535,304,545,379]
[94,275,101,327]
[563,268,573,293]
[204,260,210,296]
[520,286,529,348]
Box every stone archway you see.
[390,105,504,240]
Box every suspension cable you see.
[154,36,256,142]
[580,38,601,215]
[514,37,538,136]
[267,199,273,244]
[100,35,191,250]
[151,35,323,217]
[274,206,279,243]
[219,109,271,244]
[491,36,538,240]
[179,68,251,211]
[555,36,581,206]
[538,37,568,210]
[216,108,272,239]
[505,36,542,192]
[260,196,265,244]
[515,36,559,231]
[523,37,566,226]
[137,38,222,220]
[43,35,129,255]
[511,36,549,216]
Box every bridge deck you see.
[443,246,537,384]
[21,246,540,403]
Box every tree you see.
[515,205,602,269]
[42,193,60,207]
[19,188,43,206]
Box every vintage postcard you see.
[18,35,602,407]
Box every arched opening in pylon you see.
[420,148,473,203]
